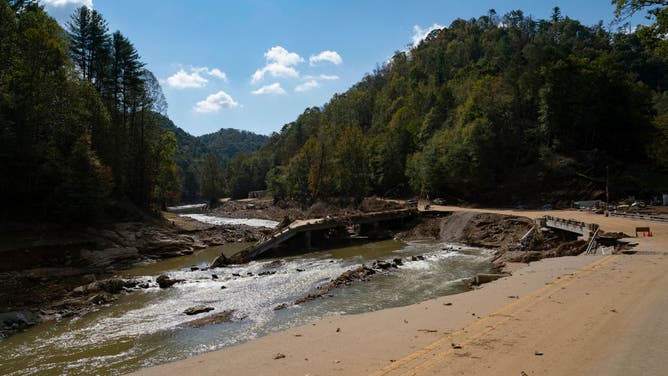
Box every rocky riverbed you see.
[0,206,602,339]
[395,211,591,270]
[0,198,405,338]
[0,220,266,338]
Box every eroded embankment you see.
[397,211,588,270]
[0,221,266,338]
[0,209,584,339]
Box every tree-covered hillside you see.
[157,118,269,200]
[0,1,181,221]
[198,129,269,162]
[0,1,271,220]
[3,0,667,221]
[227,6,668,205]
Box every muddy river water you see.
[0,237,493,375]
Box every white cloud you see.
[295,80,320,92]
[194,91,239,113]
[41,0,92,7]
[265,46,303,66]
[207,68,228,81]
[252,46,303,83]
[296,74,338,92]
[167,69,208,89]
[411,23,443,47]
[309,50,342,66]
[166,67,228,89]
[252,83,286,95]
[304,74,339,81]
[252,63,299,83]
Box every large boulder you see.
[72,277,138,296]
[210,251,249,268]
[0,311,42,337]
[97,278,130,294]
[183,305,215,316]
[156,275,184,288]
[182,310,240,327]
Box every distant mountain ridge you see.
[156,114,269,199]
[198,128,270,162]
[157,115,268,160]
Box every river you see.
[0,238,493,375]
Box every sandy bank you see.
[132,209,668,375]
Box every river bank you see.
[0,218,266,338]
[0,238,495,375]
[0,202,596,340]
[0,198,405,337]
[0,203,633,374]
[134,208,668,376]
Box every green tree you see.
[332,125,370,197]
[67,6,110,89]
[199,153,225,204]
[153,131,180,210]
[613,1,668,32]
[0,2,115,221]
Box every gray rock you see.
[473,273,507,286]
[80,247,139,268]
[96,278,128,294]
[182,310,239,328]
[156,275,184,288]
[183,305,215,315]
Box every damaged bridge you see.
[541,215,598,240]
[541,215,601,255]
[212,209,418,266]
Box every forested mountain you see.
[224,6,668,205]
[157,118,269,200]
[199,129,269,162]
[0,1,271,220]
[3,0,667,222]
[155,116,209,200]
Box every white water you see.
[0,241,492,375]
[166,203,208,212]
[180,214,279,228]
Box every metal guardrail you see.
[609,212,668,223]
[543,215,598,235]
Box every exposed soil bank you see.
[0,220,265,338]
[208,197,405,222]
[396,211,588,271]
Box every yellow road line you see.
[370,255,616,376]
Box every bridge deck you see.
[234,209,417,261]
[543,215,598,240]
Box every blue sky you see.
[42,1,650,136]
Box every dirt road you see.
[134,208,668,376]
